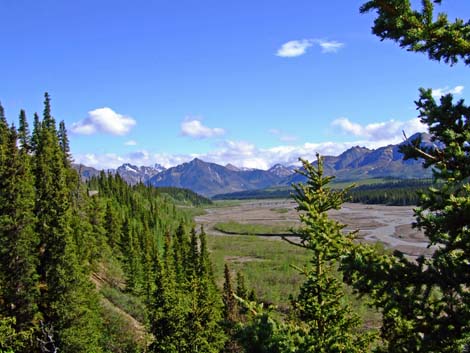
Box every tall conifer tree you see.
[0,123,39,351]
[18,110,31,154]
[150,238,188,352]
[289,155,375,352]
[34,93,104,352]
[30,113,41,154]
[57,120,71,167]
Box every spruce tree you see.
[18,110,31,153]
[333,2,470,351]
[33,93,104,352]
[290,155,375,352]
[30,112,41,154]
[360,0,470,66]
[150,238,188,352]
[0,102,8,180]
[0,124,39,349]
[173,223,186,283]
[222,264,241,353]
[186,226,199,279]
[186,226,225,353]
[57,120,71,167]
[0,101,4,121]
[104,201,122,252]
[223,264,237,325]
[236,271,248,300]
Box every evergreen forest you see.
[2,0,470,352]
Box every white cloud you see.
[332,117,427,143]
[276,38,344,57]
[276,39,314,58]
[431,85,464,98]
[74,118,428,170]
[180,118,225,139]
[74,150,192,170]
[72,107,136,135]
[317,40,344,53]
[74,140,359,171]
[125,140,137,146]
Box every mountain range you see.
[75,133,433,197]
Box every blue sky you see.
[1,0,469,169]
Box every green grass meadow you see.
[207,233,309,310]
[207,232,381,327]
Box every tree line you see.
[346,179,432,205]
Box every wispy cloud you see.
[71,107,136,135]
[431,85,464,98]
[317,40,344,53]
[332,117,427,142]
[276,39,314,58]
[276,38,344,58]
[124,140,137,146]
[180,118,225,139]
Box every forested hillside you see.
[0,95,225,352]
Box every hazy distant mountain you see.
[72,164,101,180]
[149,158,283,197]
[284,132,433,185]
[268,163,295,178]
[116,163,166,185]
[75,132,433,196]
[225,163,241,171]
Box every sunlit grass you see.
[207,233,381,326]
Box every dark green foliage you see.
[222,265,244,353]
[0,105,38,353]
[0,124,39,352]
[214,179,432,205]
[30,113,41,154]
[149,225,226,353]
[347,179,432,205]
[58,120,71,167]
[231,157,377,352]
[0,95,202,352]
[341,90,470,352]
[104,202,122,252]
[288,155,375,352]
[334,3,470,351]
[150,255,188,353]
[360,0,470,65]
[33,93,104,352]
[87,172,190,298]
[187,226,226,352]
[155,186,213,206]
[18,110,31,153]
[235,299,304,353]
[0,316,34,353]
[223,264,238,324]
[212,186,292,200]
[235,271,250,318]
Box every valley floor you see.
[196,199,433,258]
